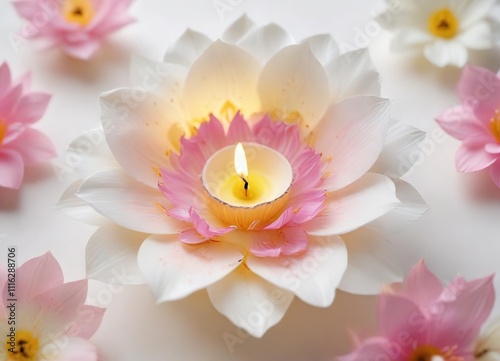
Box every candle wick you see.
[240,176,249,197]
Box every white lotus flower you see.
[377,0,499,67]
[476,318,500,360]
[58,15,428,337]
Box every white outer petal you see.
[57,180,108,226]
[325,48,381,102]
[237,23,294,63]
[457,20,493,49]
[301,34,340,65]
[66,129,119,180]
[370,120,426,178]
[247,235,347,307]
[222,14,256,44]
[138,235,243,302]
[86,223,147,285]
[459,0,496,28]
[313,96,390,191]
[183,40,261,120]
[77,169,185,234]
[391,27,433,50]
[130,55,188,100]
[258,43,329,128]
[100,88,185,187]
[306,173,400,236]
[207,265,294,338]
[366,179,429,235]
[163,29,212,68]
[338,227,403,295]
[424,40,468,68]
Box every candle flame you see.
[235,143,248,179]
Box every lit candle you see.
[201,142,294,229]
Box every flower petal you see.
[301,34,340,65]
[67,305,105,339]
[0,149,24,189]
[129,55,188,100]
[247,234,347,307]
[432,275,495,347]
[313,96,390,191]
[207,264,294,338]
[15,252,64,301]
[456,143,497,172]
[222,14,256,44]
[101,89,184,186]
[183,40,261,120]
[459,0,496,28]
[249,227,309,257]
[63,40,101,60]
[424,40,468,68]
[378,293,427,344]
[457,20,493,50]
[367,179,428,235]
[489,160,500,188]
[338,337,392,361]
[77,169,186,234]
[338,227,403,295]
[457,65,500,123]
[163,29,212,68]
[66,129,119,179]
[306,173,399,236]
[12,92,51,124]
[403,260,443,310]
[0,62,12,98]
[258,44,329,129]
[237,23,294,63]
[391,27,433,50]
[57,180,108,226]
[9,128,56,165]
[370,120,426,177]
[45,337,98,361]
[138,235,243,302]
[325,48,381,102]
[86,223,147,285]
[436,105,489,142]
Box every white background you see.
[1,0,500,360]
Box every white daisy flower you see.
[377,0,499,67]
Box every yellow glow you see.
[0,120,6,145]
[408,345,444,361]
[428,8,459,39]
[62,0,95,26]
[490,109,500,143]
[221,172,271,204]
[5,330,39,361]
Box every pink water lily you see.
[12,0,135,59]
[0,252,105,361]
[59,16,428,337]
[339,261,495,361]
[0,62,55,190]
[437,65,500,187]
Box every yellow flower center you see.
[490,109,500,143]
[5,330,39,361]
[0,119,7,145]
[62,0,95,26]
[408,344,464,361]
[428,8,459,39]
